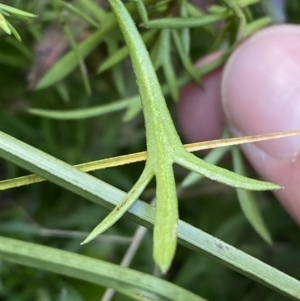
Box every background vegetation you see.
[0,0,300,300]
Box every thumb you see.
[222,25,300,225]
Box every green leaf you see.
[36,27,106,89]
[0,131,299,298]
[171,29,202,85]
[175,150,280,191]
[181,146,230,188]
[122,100,142,122]
[244,17,272,36]
[149,31,164,69]
[144,13,230,29]
[186,3,215,36]
[105,36,126,96]
[0,12,11,34]
[54,2,91,95]
[161,29,179,101]
[36,0,149,89]
[154,163,178,273]
[134,0,149,26]
[232,147,272,244]
[6,20,21,41]
[0,4,36,18]
[56,0,100,28]
[81,166,154,245]
[180,0,190,54]
[28,95,139,119]
[36,24,106,90]
[77,0,107,22]
[207,5,228,14]
[0,236,206,301]
[98,29,157,73]
[98,0,280,273]
[222,0,247,40]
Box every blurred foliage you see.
[0,0,299,300]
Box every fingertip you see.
[177,53,225,143]
[222,24,300,160]
[221,24,300,227]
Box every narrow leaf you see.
[135,0,149,25]
[161,29,179,101]
[181,146,229,188]
[172,29,201,85]
[0,4,36,18]
[105,36,126,96]
[55,3,91,95]
[36,28,106,89]
[98,29,157,73]
[122,100,142,122]
[81,166,154,245]
[76,0,107,21]
[154,164,178,273]
[56,0,100,28]
[0,236,205,301]
[28,96,140,119]
[175,150,280,191]
[180,0,190,54]
[6,20,21,41]
[36,0,145,89]
[0,12,11,34]
[244,17,272,36]
[145,14,230,29]
[232,147,272,244]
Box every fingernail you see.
[222,25,300,161]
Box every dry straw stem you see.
[1,129,299,190]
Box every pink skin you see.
[177,25,300,226]
[176,52,225,143]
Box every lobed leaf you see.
[0,131,299,298]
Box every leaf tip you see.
[153,248,173,274]
[154,252,172,274]
[80,237,91,245]
[269,183,282,190]
[159,264,170,275]
[80,226,105,245]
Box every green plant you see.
[0,1,300,300]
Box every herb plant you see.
[0,1,300,300]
